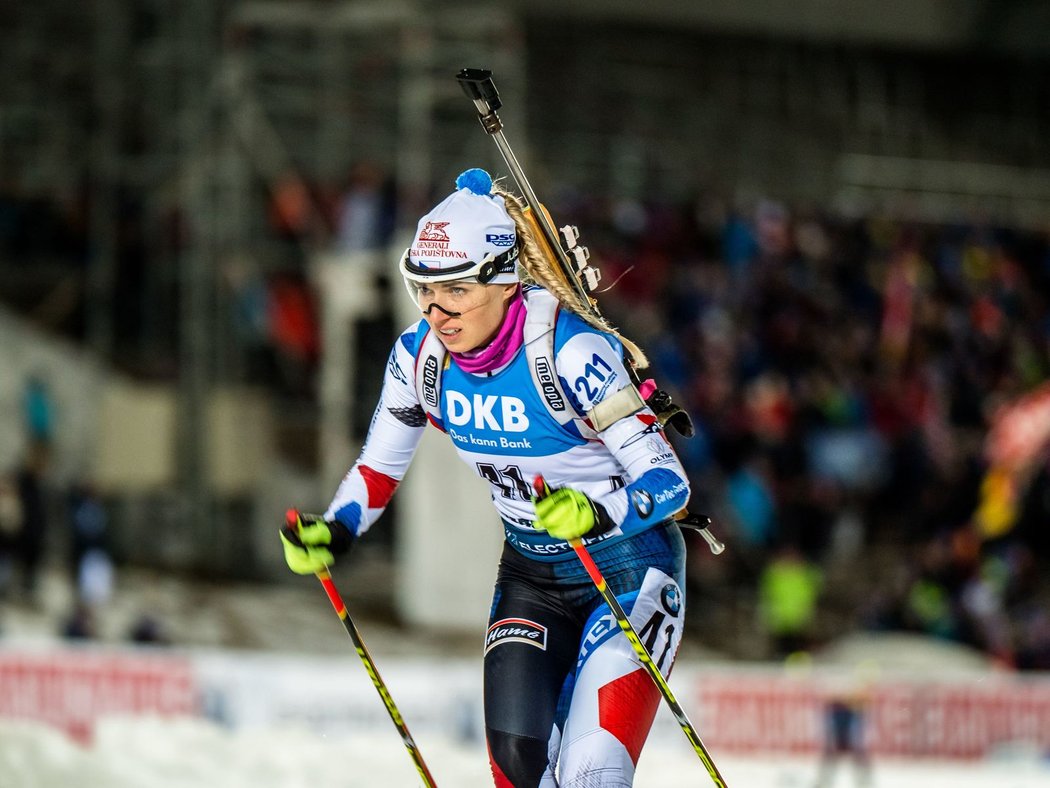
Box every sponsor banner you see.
[192,653,483,740]
[4,646,1049,760]
[0,649,198,742]
[679,670,1050,758]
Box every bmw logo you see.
[661,584,681,616]
[631,490,654,519]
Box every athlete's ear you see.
[499,283,518,303]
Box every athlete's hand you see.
[532,482,614,542]
[280,509,353,575]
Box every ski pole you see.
[284,510,438,788]
[532,482,729,787]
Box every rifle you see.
[456,68,725,557]
[456,69,694,436]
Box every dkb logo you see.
[445,391,529,432]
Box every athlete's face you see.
[415,280,518,352]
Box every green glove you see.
[532,486,614,542]
[280,510,353,575]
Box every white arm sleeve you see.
[323,329,427,536]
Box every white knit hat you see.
[399,169,519,285]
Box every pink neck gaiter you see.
[451,286,526,374]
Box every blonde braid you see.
[494,184,649,369]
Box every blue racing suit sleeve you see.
[613,465,690,531]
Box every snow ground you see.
[0,716,1048,788]
[2,563,1049,787]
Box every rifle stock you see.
[521,204,578,295]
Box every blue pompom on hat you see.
[455,168,493,196]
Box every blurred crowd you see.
[576,191,1050,670]
[2,162,1049,669]
[0,375,167,646]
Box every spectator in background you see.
[268,169,321,247]
[128,613,170,646]
[334,160,396,254]
[330,161,399,434]
[725,451,777,552]
[813,678,873,788]
[759,544,823,657]
[222,253,272,383]
[68,481,113,608]
[266,270,320,398]
[14,441,49,600]
[722,205,758,285]
[0,473,22,599]
[22,374,54,447]
[61,600,98,640]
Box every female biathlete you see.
[281,169,691,787]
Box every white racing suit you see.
[325,287,690,787]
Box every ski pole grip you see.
[457,68,501,111]
[282,508,304,547]
[532,475,551,500]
